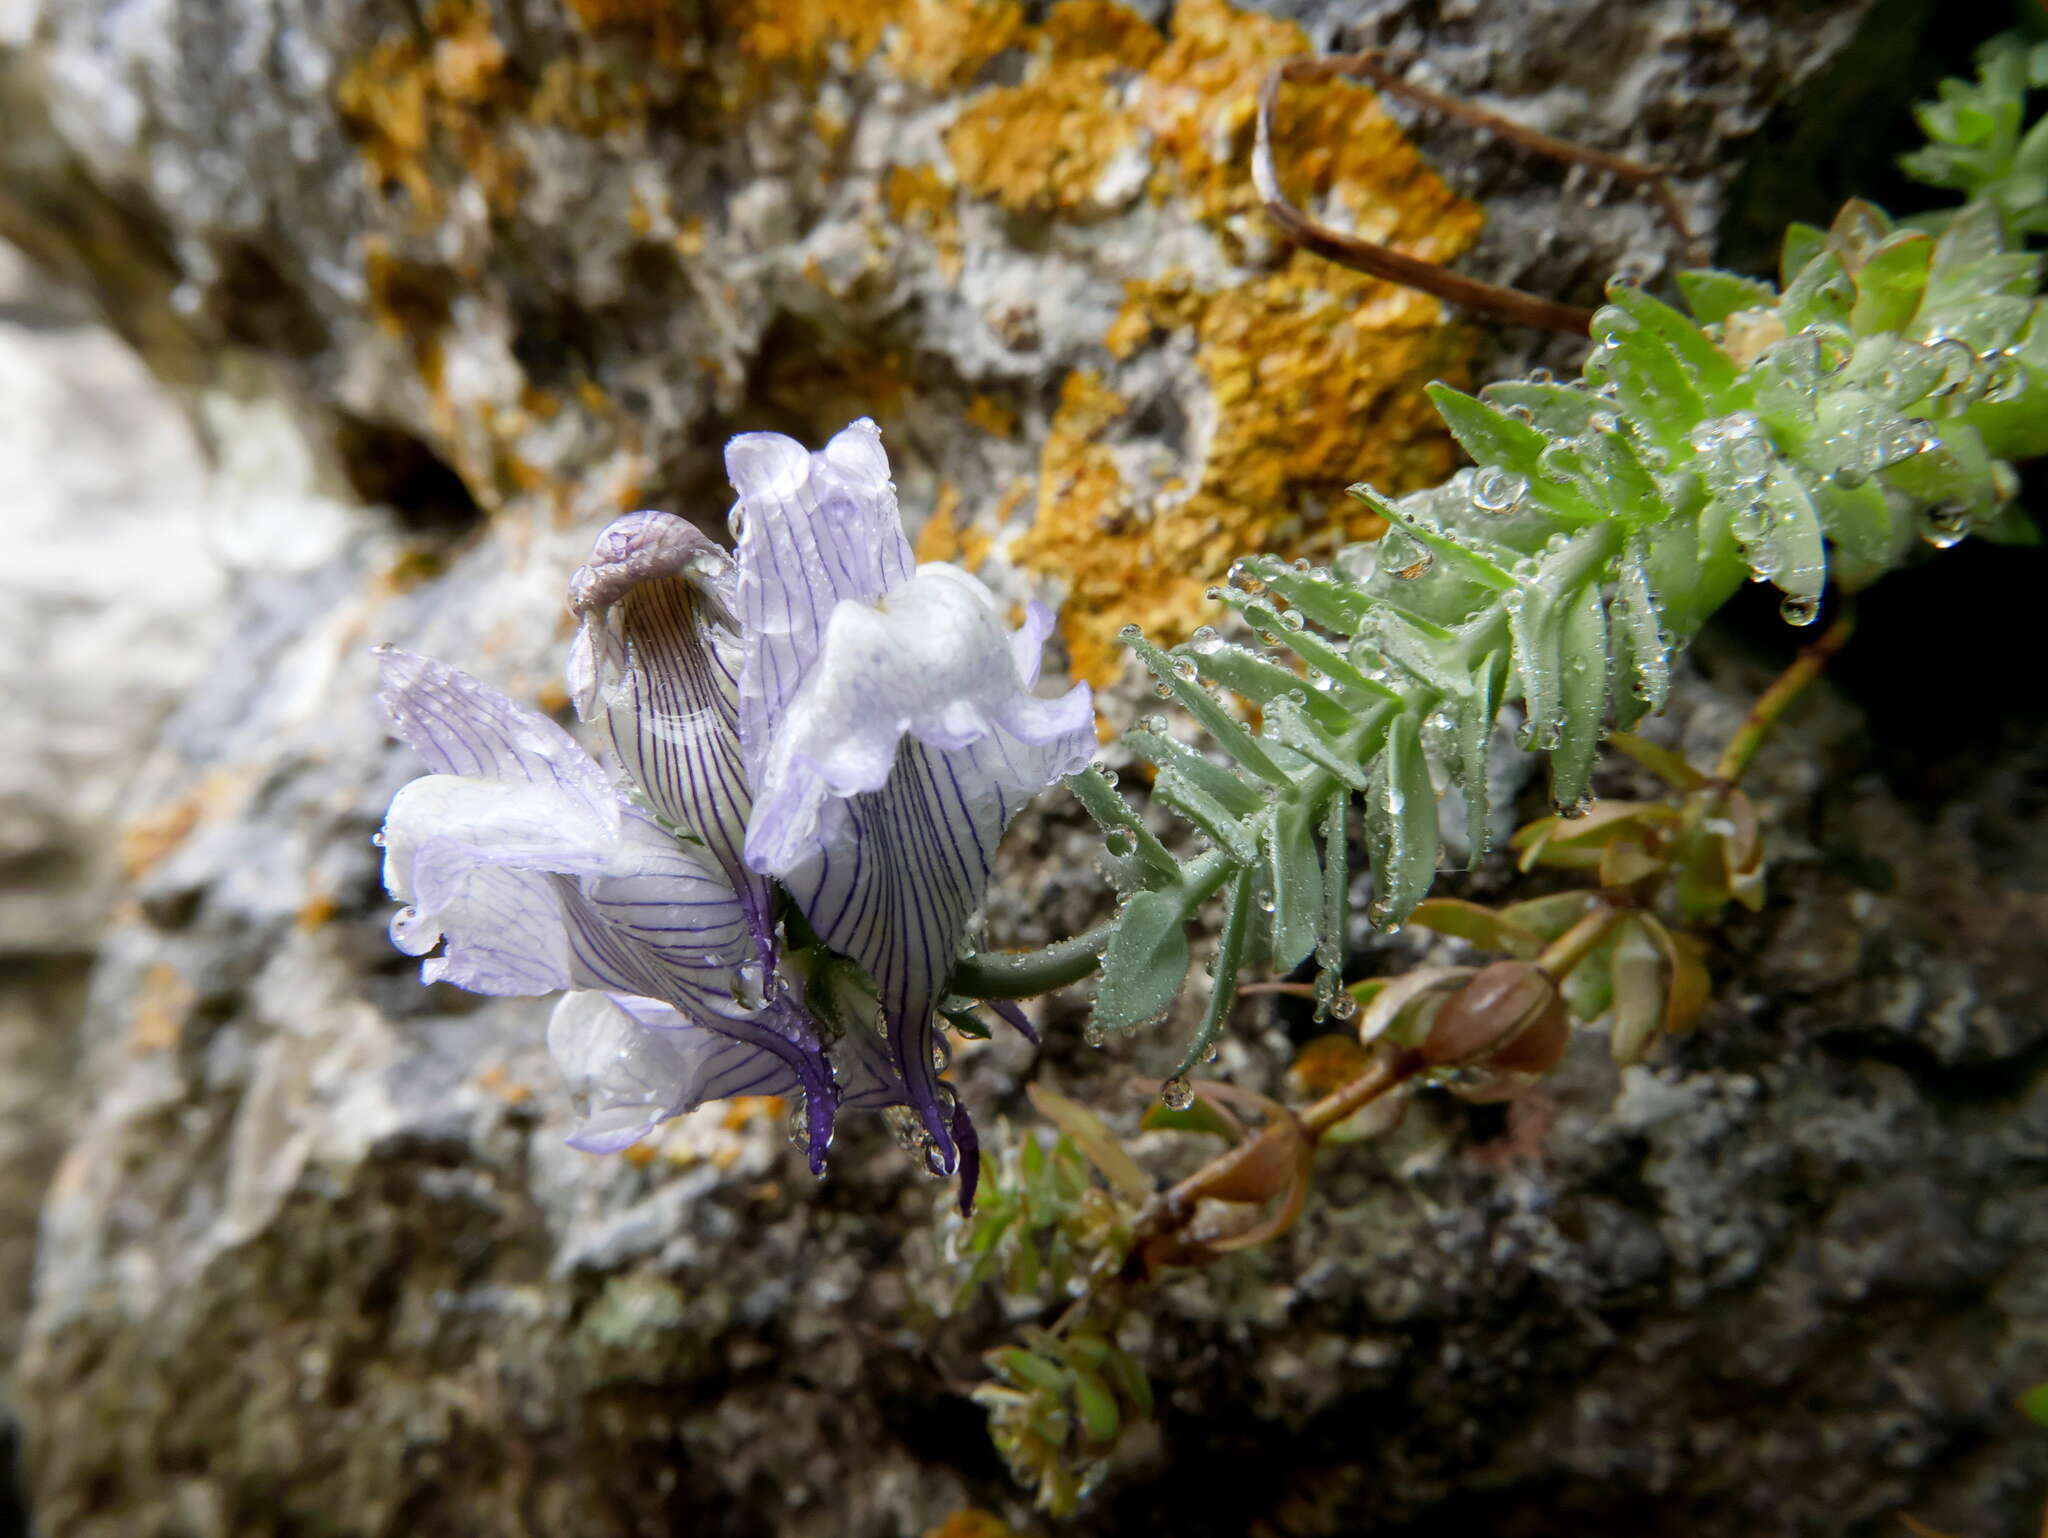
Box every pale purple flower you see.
[376,419,1092,1201]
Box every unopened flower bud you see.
[1420,959,1570,1073]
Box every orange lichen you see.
[335,0,525,219]
[883,164,963,279]
[947,62,1143,216]
[964,393,1018,438]
[1045,0,1166,68]
[725,0,1023,89]
[983,0,1483,684]
[1132,0,1309,230]
[945,4,1159,219]
[476,1064,536,1106]
[117,771,252,884]
[720,1095,787,1130]
[558,0,700,63]
[923,1512,1023,1538]
[129,963,196,1055]
[914,482,993,571]
[362,236,454,392]
[294,894,340,933]
[885,0,1028,90]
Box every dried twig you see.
[1253,49,1699,335]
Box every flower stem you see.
[1713,607,1857,784]
[951,927,1114,999]
[1539,900,1627,979]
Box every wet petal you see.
[745,564,1094,873]
[567,514,760,909]
[547,991,801,1152]
[729,418,916,782]
[771,740,1013,1168]
[376,647,617,836]
[726,423,1093,1169]
[545,993,795,1152]
[378,653,749,1014]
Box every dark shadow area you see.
[1717,0,2039,275]
[332,412,484,537]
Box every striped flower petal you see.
[727,422,1093,1168]
[379,651,848,1170]
[568,513,767,937]
[547,991,799,1153]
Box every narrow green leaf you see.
[1266,802,1322,971]
[1153,767,1259,864]
[1364,713,1439,929]
[1407,897,1544,957]
[1241,556,1373,632]
[1268,697,1370,791]
[1069,1365,1122,1444]
[1067,765,1179,881]
[1091,889,1193,1035]
[2020,1382,2048,1428]
[1676,267,1780,325]
[1780,221,1828,288]
[1025,1084,1152,1200]
[1426,382,1551,477]
[1172,865,1253,1078]
[1549,582,1609,810]
[1849,232,1934,335]
[1128,634,1291,787]
[993,1347,1070,1397]
[1124,729,1262,815]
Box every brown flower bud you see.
[1420,960,1570,1073]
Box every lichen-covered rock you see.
[11,0,2044,1535]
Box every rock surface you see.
[7,0,2046,1534]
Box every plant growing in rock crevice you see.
[954,32,2048,1090]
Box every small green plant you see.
[941,30,2048,1513]
[957,29,2048,1090]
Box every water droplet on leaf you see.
[1779,592,1821,626]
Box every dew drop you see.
[1206,585,1225,601]
[1330,994,1357,1021]
[1927,337,1977,396]
[786,1098,811,1152]
[1143,714,1167,732]
[1556,798,1592,820]
[1281,610,1306,631]
[1172,657,1199,682]
[1921,503,1971,549]
[1254,889,1277,914]
[1084,1023,1108,1048]
[1153,681,1174,698]
[1104,828,1136,857]
[1190,625,1223,654]
[1471,467,1527,515]
[1293,557,1311,572]
[1779,592,1821,627]
[1160,1075,1196,1112]
[370,831,387,847]
[1118,624,1140,640]
[1392,551,1434,580]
